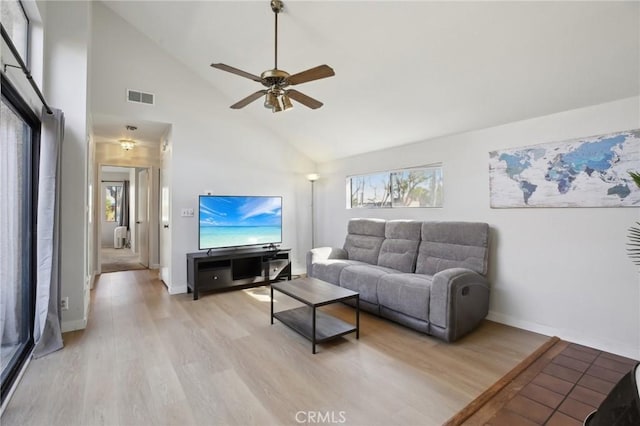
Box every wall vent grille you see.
[127,89,155,105]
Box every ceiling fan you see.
[210,0,335,112]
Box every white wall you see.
[42,1,92,333]
[91,3,315,293]
[316,97,640,358]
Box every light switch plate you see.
[181,208,194,217]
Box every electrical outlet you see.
[61,297,69,311]
[181,208,194,217]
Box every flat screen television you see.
[199,195,282,250]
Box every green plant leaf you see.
[629,171,640,189]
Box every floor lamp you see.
[307,173,319,249]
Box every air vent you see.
[127,89,155,105]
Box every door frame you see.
[135,167,150,268]
[96,164,156,274]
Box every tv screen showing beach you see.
[199,195,282,250]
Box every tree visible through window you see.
[104,185,122,222]
[348,165,443,209]
[350,172,391,208]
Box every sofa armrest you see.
[306,247,348,276]
[429,268,490,342]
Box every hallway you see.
[101,247,145,273]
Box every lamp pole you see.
[307,174,319,249]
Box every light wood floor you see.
[1,270,549,426]
[101,247,145,273]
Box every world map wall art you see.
[489,129,640,208]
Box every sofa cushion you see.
[378,274,433,321]
[340,264,399,304]
[416,222,489,276]
[348,218,386,237]
[377,220,421,272]
[310,259,365,285]
[343,219,386,264]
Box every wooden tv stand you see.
[186,248,291,300]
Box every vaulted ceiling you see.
[100,1,639,163]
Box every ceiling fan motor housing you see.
[261,69,290,88]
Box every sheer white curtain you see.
[33,107,64,358]
[0,101,23,352]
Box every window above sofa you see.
[347,165,443,209]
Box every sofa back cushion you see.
[377,220,421,273]
[343,218,386,264]
[416,222,489,276]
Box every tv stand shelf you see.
[186,248,291,300]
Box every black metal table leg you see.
[270,286,274,325]
[312,306,317,354]
[356,295,360,339]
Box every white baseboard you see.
[61,318,87,333]
[168,284,187,295]
[487,310,639,360]
[149,263,160,270]
[487,311,557,337]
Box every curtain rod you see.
[1,24,53,115]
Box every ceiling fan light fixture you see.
[210,0,334,112]
[281,94,293,111]
[264,91,278,109]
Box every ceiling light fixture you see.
[264,91,278,109]
[263,88,294,113]
[119,125,137,151]
[281,94,294,111]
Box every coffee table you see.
[270,277,359,354]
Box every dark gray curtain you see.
[33,106,64,358]
[119,180,130,230]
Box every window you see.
[104,185,122,222]
[1,74,39,404]
[348,165,443,209]
[349,172,391,208]
[0,0,30,65]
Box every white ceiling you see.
[92,113,171,147]
[99,0,639,163]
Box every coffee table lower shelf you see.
[273,306,358,353]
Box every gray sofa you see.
[306,218,490,342]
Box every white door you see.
[136,169,149,267]
[160,171,171,284]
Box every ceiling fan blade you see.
[211,63,263,83]
[286,89,324,109]
[230,90,268,109]
[286,65,335,85]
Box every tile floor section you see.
[487,343,638,426]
